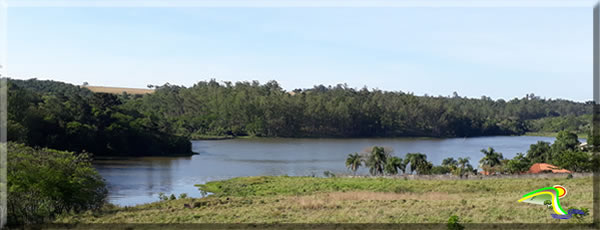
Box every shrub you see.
[568,207,589,223]
[447,215,465,230]
[7,142,107,225]
[179,193,188,199]
[158,192,169,201]
[430,166,451,175]
[323,171,336,178]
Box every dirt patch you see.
[83,86,154,95]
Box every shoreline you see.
[191,134,565,141]
[524,132,587,139]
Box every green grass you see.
[55,176,593,224]
[524,132,588,139]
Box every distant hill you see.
[83,85,154,95]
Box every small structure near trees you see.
[527,163,571,174]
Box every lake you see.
[94,135,572,206]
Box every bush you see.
[158,192,169,201]
[430,166,451,175]
[7,142,108,225]
[568,207,589,223]
[567,174,574,179]
[447,215,465,230]
[323,171,336,178]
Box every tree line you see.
[348,131,595,177]
[7,78,192,156]
[129,79,591,139]
[7,78,594,156]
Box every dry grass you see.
[83,85,154,95]
[309,191,456,202]
[295,191,457,210]
[55,176,594,224]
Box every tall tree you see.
[456,157,473,177]
[479,147,504,174]
[404,153,430,175]
[551,131,580,154]
[384,156,405,175]
[526,141,552,164]
[365,146,389,176]
[345,153,362,175]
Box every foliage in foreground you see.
[7,142,108,225]
[55,176,592,223]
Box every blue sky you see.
[6,7,592,101]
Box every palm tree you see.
[417,161,433,175]
[345,153,362,175]
[479,147,504,174]
[404,153,429,175]
[366,146,388,176]
[384,156,405,175]
[442,157,458,168]
[456,157,473,177]
[442,157,458,173]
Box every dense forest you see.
[7,79,192,156]
[129,79,591,138]
[6,78,593,156]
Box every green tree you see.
[552,131,580,154]
[7,142,108,225]
[504,153,531,174]
[526,141,552,164]
[479,147,504,174]
[430,165,451,174]
[365,146,389,176]
[456,157,473,177]
[384,156,405,175]
[345,153,362,175]
[442,157,458,168]
[404,153,431,175]
[553,150,592,172]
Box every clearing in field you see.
[83,85,154,95]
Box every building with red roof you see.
[527,163,571,174]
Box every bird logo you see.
[518,185,585,219]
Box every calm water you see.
[94,136,572,206]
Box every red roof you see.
[528,163,571,174]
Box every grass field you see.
[83,85,154,95]
[55,175,593,224]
